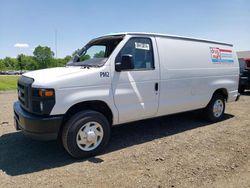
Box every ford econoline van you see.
[14,32,240,158]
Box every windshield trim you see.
[67,34,125,67]
[67,57,108,67]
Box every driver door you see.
[112,37,160,124]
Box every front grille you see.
[18,83,26,106]
[17,76,34,111]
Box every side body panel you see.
[155,36,239,116]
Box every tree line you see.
[0,46,72,71]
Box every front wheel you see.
[62,110,111,158]
[203,94,225,122]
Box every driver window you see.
[116,38,154,70]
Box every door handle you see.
[155,83,158,91]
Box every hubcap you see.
[76,121,104,151]
[213,99,224,118]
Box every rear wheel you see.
[203,94,225,122]
[62,110,111,158]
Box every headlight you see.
[31,88,56,115]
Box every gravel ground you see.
[0,91,250,188]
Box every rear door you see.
[112,36,160,124]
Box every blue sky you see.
[0,0,249,58]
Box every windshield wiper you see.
[80,64,101,68]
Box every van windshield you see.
[67,35,124,67]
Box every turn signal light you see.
[38,89,54,97]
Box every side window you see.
[116,38,154,70]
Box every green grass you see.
[0,76,20,91]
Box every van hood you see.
[24,67,84,80]
[23,67,100,87]
[22,59,112,89]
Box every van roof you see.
[104,32,233,47]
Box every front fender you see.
[50,85,119,124]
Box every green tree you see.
[0,59,5,70]
[72,49,80,57]
[79,54,90,62]
[64,55,72,62]
[33,46,54,69]
[94,50,105,58]
[3,57,18,70]
[22,56,38,70]
[0,45,77,71]
[17,54,25,71]
[71,49,91,62]
[53,58,65,67]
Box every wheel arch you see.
[206,88,229,107]
[63,100,114,126]
[213,88,228,101]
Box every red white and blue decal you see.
[210,47,234,63]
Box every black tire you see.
[62,110,111,158]
[203,93,225,122]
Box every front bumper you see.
[13,101,63,141]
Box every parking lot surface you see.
[0,91,250,187]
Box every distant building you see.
[237,51,250,59]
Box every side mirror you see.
[115,54,134,72]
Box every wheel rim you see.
[76,121,104,151]
[213,99,224,118]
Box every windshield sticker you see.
[210,47,234,63]
[135,42,150,50]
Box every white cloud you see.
[14,43,29,48]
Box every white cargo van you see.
[14,32,240,158]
